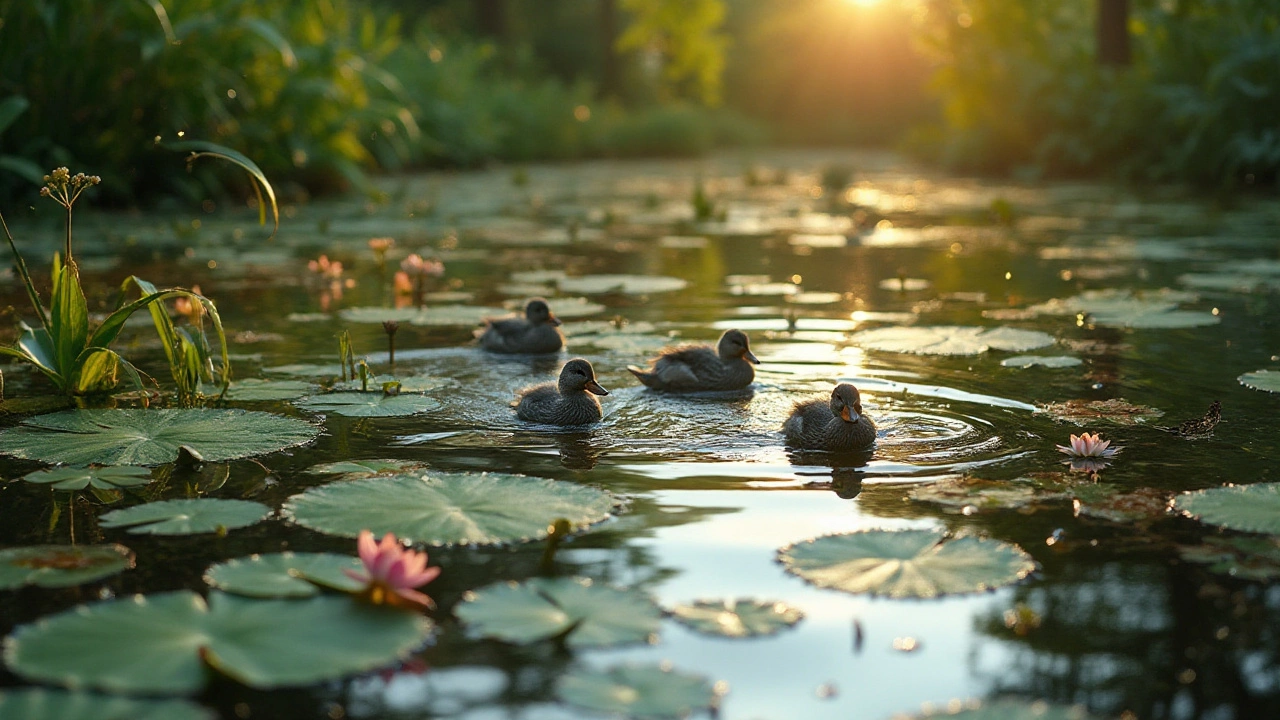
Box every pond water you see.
[2,148,1280,719]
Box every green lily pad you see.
[0,545,135,590]
[851,326,1055,356]
[1075,487,1171,524]
[21,466,153,491]
[3,590,431,694]
[557,663,721,718]
[204,553,365,598]
[262,363,345,378]
[778,529,1037,599]
[456,577,661,647]
[908,476,1074,513]
[504,296,607,318]
[1240,369,1280,393]
[669,598,803,638]
[305,459,429,478]
[1178,536,1280,581]
[1000,356,1083,369]
[0,688,215,720]
[1038,398,1164,426]
[900,699,1100,719]
[0,409,320,465]
[330,375,450,393]
[222,379,317,402]
[1175,482,1280,534]
[293,392,442,417]
[283,472,616,546]
[337,307,424,324]
[409,306,507,327]
[557,274,688,295]
[100,498,270,536]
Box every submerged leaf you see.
[1178,536,1280,581]
[456,577,661,647]
[778,529,1036,599]
[557,663,721,719]
[293,392,442,418]
[100,498,270,535]
[0,545,134,589]
[3,591,430,694]
[283,472,617,546]
[669,598,803,638]
[0,409,319,465]
[304,459,428,478]
[1038,399,1164,426]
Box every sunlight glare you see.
[845,0,882,6]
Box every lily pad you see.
[283,472,617,546]
[294,392,442,418]
[1174,483,1280,534]
[100,498,270,535]
[1075,487,1171,524]
[263,363,345,378]
[456,577,661,647]
[0,410,319,466]
[908,476,1074,513]
[557,663,721,719]
[204,553,365,598]
[222,379,317,402]
[557,274,688,295]
[21,466,153,491]
[1038,399,1164,426]
[337,306,424,324]
[503,297,607,318]
[1178,536,1280,581]
[1240,369,1280,393]
[778,529,1037,599]
[305,459,429,477]
[900,699,1100,719]
[331,375,450,393]
[410,306,506,327]
[851,326,1055,356]
[1025,288,1217,329]
[0,545,135,590]
[669,598,803,638]
[0,688,215,720]
[3,590,431,694]
[1000,356,1083,369]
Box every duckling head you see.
[559,358,609,396]
[830,383,864,423]
[717,329,759,364]
[526,298,562,327]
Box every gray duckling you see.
[783,383,877,451]
[478,298,563,354]
[627,329,759,392]
[515,358,609,425]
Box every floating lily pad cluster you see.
[851,326,1055,356]
[1023,288,1219,329]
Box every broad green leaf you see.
[283,472,617,546]
[669,598,803,638]
[305,459,428,477]
[0,688,214,720]
[1240,369,1280,393]
[204,553,364,598]
[22,466,153,491]
[48,260,89,378]
[0,409,320,465]
[166,140,278,238]
[456,577,661,647]
[851,326,1055,356]
[221,379,316,401]
[100,498,270,535]
[73,348,125,394]
[0,95,30,134]
[3,590,431,694]
[293,392,442,417]
[557,663,721,718]
[16,326,59,377]
[899,699,1101,719]
[557,274,688,295]
[1175,483,1280,534]
[0,545,134,589]
[778,529,1037,599]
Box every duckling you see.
[478,298,563,354]
[627,329,759,392]
[515,358,609,425]
[783,383,877,451]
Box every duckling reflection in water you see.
[628,329,759,392]
[514,358,609,426]
[783,383,877,451]
[478,298,563,354]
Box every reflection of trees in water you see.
[973,556,1280,719]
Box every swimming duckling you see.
[478,298,563,354]
[627,329,759,392]
[515,358,609,425]
[783,383,877,451]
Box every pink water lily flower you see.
[400,253,445,277]
[1056,432,1122,458]
[344,530,441,610]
